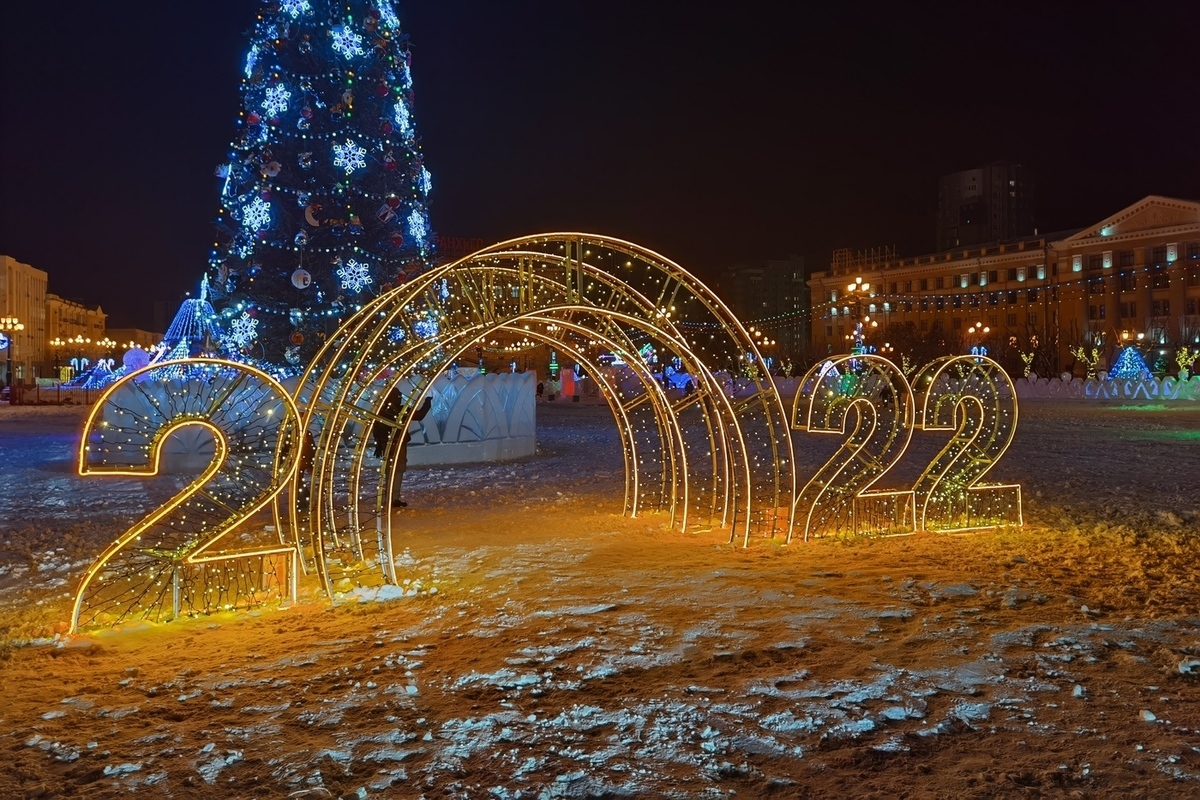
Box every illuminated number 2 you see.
[71,359,302,632]
[911,354,1022,532]
[791,355,916,541]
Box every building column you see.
[1168,261,1188,344]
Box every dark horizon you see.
[2,1,1198,329]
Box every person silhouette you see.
[371,386,433,508]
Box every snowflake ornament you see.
[261,84,291,117]
[413,314,439,340]
[227,312,259,348]
[419,165,432,195]
[438,277,450,300]
[332,139,367,175]
[244,45,260,80]
[336,258,373,293]
[393,99,411,137]
[377,1,401,30]
[280,0,311,19]
[406,208,427,243]
[241,197,272,232]
[399,61,412,89]
[331,24,364,60]
[387,326,406,344]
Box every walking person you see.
[371,385,433,508]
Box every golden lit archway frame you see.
[279,233,795,596]
[72,359,302,631]
[911,354,1022,532]
[791,355,915,541]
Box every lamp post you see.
[844,277,876,355]
[966,320,991,357]
[0,316,25,390]
[50,336,67,381]
[68,334,92,378]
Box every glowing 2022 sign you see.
[791,353,1022,541]
[69,236,1023,632]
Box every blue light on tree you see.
[376,1,400,30]
[241,197,272,232]
[331,24,364,60]
[336,258,373,293]
[209,0,436,369]
[387,326,406,344]
[244,44,259,79]
[281,0,312,18]
[413,314,439,339]
[419,165,432,195]
[332,139,367,175]
[393,99,411,137]
[1111,346,1151,380]
[261,85,291,117]
[407,208,427,243]
[226,312,260,348]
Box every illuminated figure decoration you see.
[331,139,367,176]
[791,355,915,541]
[278,233,794,597]
[910,355,1022,532]
[71,360,302,632]
[1110,346,1152,380]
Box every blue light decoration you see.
[336,258,373,293]
[226,312,260,348]
[241,197,272,233]
[281,0,312,18]
[331,23,364,60]
[1111,346,1151,380]
[208,0,436,370]
[413,314,439,339]
[332,138,367,175]
[407,208,427,244]
[393,99,411,136]
[387,326,406,344]
[376,0,400,30]
[438,277,450,300]
[244,44,259,79]
[261,84,291,117]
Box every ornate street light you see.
[0,316,25,390]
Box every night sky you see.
[2,1,1197,329]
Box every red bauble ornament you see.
[376,83,388,97]
[381,121,394,135]
[384,160,397,172]
[386,195,400,209]
[247,112,261,125]
[259,189,272,200]
[390,232,404,247]
[301,106,314,119]
[290,332,304,345]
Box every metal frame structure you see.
[277,233,796,595]
[71,359,302,631]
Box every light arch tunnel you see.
[278,233,796,595]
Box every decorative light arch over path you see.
[281,233,797,595]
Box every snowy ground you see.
[2,400,1200,798]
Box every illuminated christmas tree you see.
[207,0,434,369]
[1110,346,1151,380]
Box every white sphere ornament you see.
[292,268,312,289]
[123,348,151,371]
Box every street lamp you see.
[68,334,92,377]
[844,277,875,354]
[0,316,25,389]
[50,336,67,381]
[966,320,991,357]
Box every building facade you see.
[45,294,108,379]
[936,162,1035,252]
[715,256,809,358]
[811,196,1200,374]
[0,255,49,386]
